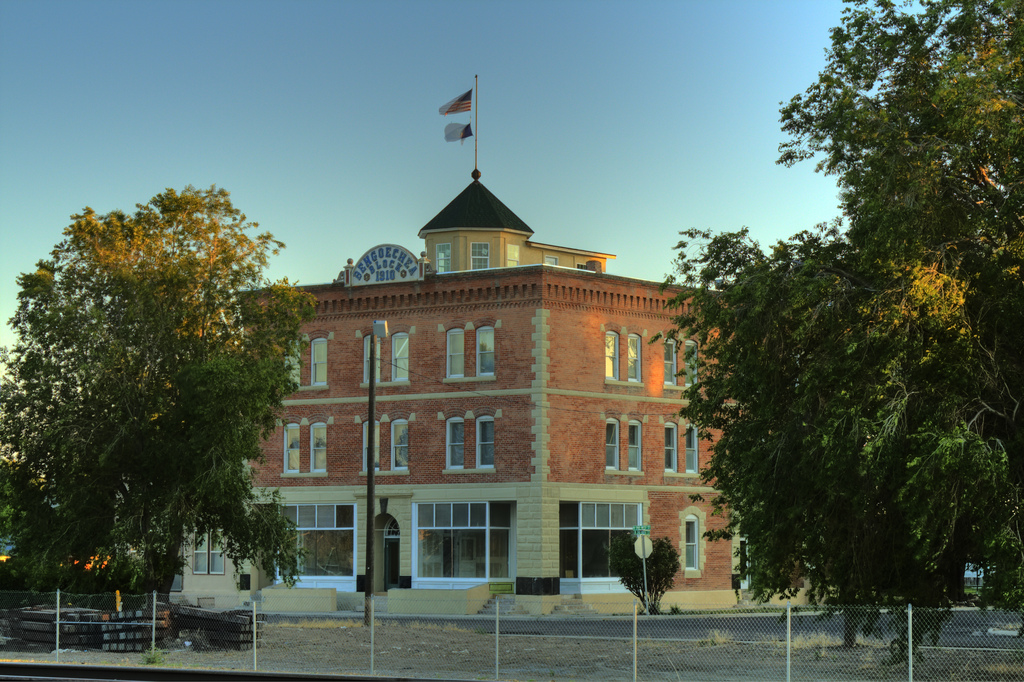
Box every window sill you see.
[684,569,702,579]
[606,469,644,477]
[375,469,410,476]
[443,375,497,384]
[281,471,328,478]
[662,384,686,392]
[604,379,643,388]
[298,384,329,392]
[664,471,701,479]
[443,467,496,474]
[359,380,410,389]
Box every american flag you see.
[439,89,472,116]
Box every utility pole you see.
[364,320,387,626]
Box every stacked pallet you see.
[101,605,171,652]
[15,607,106,649]
[172,605,263,650]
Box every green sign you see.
[633,525,651,536]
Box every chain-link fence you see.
[1,591,1021,681]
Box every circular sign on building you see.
[351,244,421,286]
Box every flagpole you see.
[473,74,479,178]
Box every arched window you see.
[605,420,619,469]
[311,338,327,385]
[664,339,678,385]
[446,417,464,468]
[446,329,465,378]
[391,420,409,469]
[685,516,700,570]
[476,327,495,376]
[477,416,495,467]
[627,334,642,382]
[284,423,300,473]
[685,424,699,473]
[628,420,642,470]
[311,423,327,472]
[605,332,619,379]
[391,333,409,381]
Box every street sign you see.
[634,535,653,559]
[632,525,651,536]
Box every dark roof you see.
[418,180,534,236]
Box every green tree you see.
[667,0,1023,615]
[609,535,680,614]
[0,186,315,593]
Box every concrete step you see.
[477,596,527,615]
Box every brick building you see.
[184,177,736,609]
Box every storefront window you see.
[283,504,355,577]
[559,502,640,578]
[416,502,512,579]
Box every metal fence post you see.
[55,589,60,663]
[253,598,258,672]
[151,590,156,652]
[908,603,913,682]
[786,601,791,682]
[494,596,500,681]
[633,599,638,682]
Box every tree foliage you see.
[667,0,1023,609]
[609,535,680,614]
[0,186,315,592]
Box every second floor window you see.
[685,425,699,473]
[193,532,224,575]
[447,418,465,468]
[605,421,619,468]
[664,423,677,471]
[311,423,327,472]
[285,423,300,472]
[506,244,519,266]
[628,421,642,470]
[392,421,409,469]
[477,417,494,467]
[363,335,380,382]
[477,327,495,375]
[362,421,380,471]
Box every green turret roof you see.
[418,180,534,237]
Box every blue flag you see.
[444,122,473,143]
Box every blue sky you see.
[1,0,846,350]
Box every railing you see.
[0,591,1021,681]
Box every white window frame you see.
[311,422,327,472]
[627,334,641,382]
[605,420,619,469]
[685,340,698,386]
[192,532,224,575]
[311,338,327,385]
[476,327,495,376]
[544,255,559,265]
[392,333,409,381]
[446,329,465,378]
[476,416,495,468]
[285,423,300,473]
[363,335,380,383]
[391,420,408,469]
[685,517,699,570]
[362,420,380,471]
[470,242,489,269]
[664,423,678,472]
[447,418,465,468]
[664,339,678,385]
[605,332,619,380]
[685,424,699,473]
[436,243,452,273]
[506,244,519,267]
[627,421,642,470]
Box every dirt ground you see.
[4,618,1024,681]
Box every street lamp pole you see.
[364,320,387,626]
